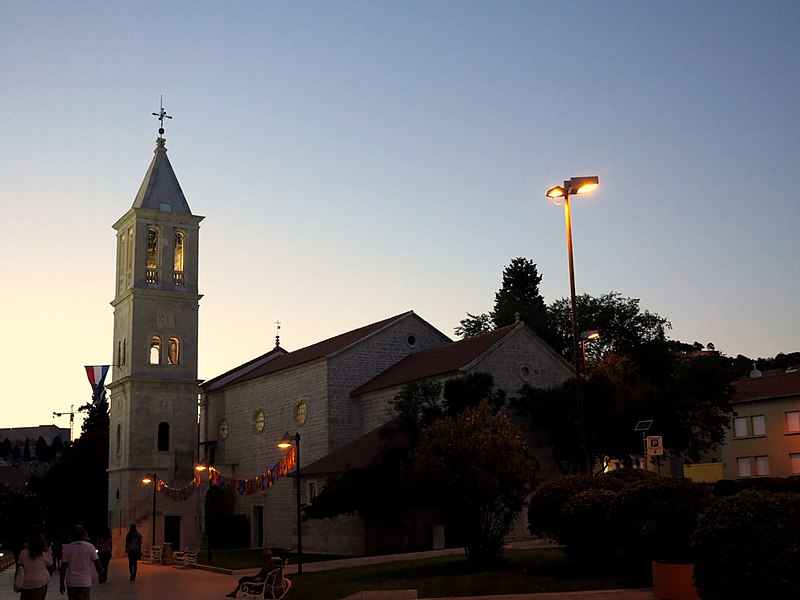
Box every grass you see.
[207,548,645,600]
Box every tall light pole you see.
[546,176,599,475]
[278,432,302,574]
[141,473,159,547]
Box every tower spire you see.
[152,95,172,136]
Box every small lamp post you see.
[141,473,159,547]
[546,176,599,475]
[580,329,600,368]
[278,431,302,574]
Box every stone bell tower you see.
[107,106,204,553]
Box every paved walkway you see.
[0,550,655,600]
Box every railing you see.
[173,272,184,286]
[146,269,159,284]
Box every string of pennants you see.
[158,446,297,501]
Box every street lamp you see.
[141,473,159,547]
[277,431,302,574]
[581,329,600,367]
[546,175,599,475]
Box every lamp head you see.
[277,431,294,449]
[581,329,600,340]
[567,176,599,195]
[546,185,566,199]
[142,476,153,484]
[194,464,207,472]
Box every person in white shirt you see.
[17,532,54,600]
[58,526,101,600]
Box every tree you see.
[547,292,671,361]
[79,391,110,436]
[413,400,535,563]
[456,258,550,341]
[0,483,45,558]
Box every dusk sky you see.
[2,1,798,431]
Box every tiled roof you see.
[301,421,398,477]
[351,323,519,396]
[218,312,420,388]
[200,347,287,392]
[732,369,800,402]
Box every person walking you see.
[59,525,101,599]
[123,524,143,582]
[16,532,54,600]
[94,528,112,584]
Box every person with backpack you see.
[124,524,143,582]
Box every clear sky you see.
[2,1,798,432]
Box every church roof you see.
[132,137,193,215]
[207,311,434,389]
[350,323,520,396]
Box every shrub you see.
[560,488,620,563]
[612,477,711,573]
[692,489,800,600]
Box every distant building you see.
[0,425,69,464]
[721,367,800,479]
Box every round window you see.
[518,365,531,382]
[218,418,229,440]
[254,409,265,433]
[406,333,417,348]
[294,402,308,425]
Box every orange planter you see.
[652,561,701,600]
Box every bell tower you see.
[107,106,204,551]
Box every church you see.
[106,115,573,556]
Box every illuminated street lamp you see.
[277,431,302,574]
[546,176,599,475]
[141,473,159,547]
[581,329,600,366]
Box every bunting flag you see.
[84,365,110,403]
[157,446,298,501]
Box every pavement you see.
[0,545,656,600]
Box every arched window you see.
[150,336,162,365]
[173,230,185,286]
[168,337,180,365]
[147,227,159,284]
[116,424,121,454]
[158,422,170,451]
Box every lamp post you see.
[141,473,158,547]
[277,432,302,574]
[546,176,599,475]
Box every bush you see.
[527,474,625,551]
[612,477,711,573]
[560,488,620,563]
[692,490,800,600]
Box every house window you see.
[737,456,770,477]
[733,415,766,438]
[308,481,317,501]
[786,411,800,434]
[218,419,229,440]
[168,337,180,365]
[150,336,162,365]
[790,453,800,475]
[158,422,170,451]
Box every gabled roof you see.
[732,369,800,403]
[132,137,193,215]
[301,421,396,477]
[213,311,435,389]
[200,347,287,392]
[351,323,520,396]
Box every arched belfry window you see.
[150,336,162,365]
[158,422,170,451]
[146,227,159,284]
[168,337,180,365]
[173,230,185,286]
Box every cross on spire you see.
[152,95,172,135]
[275,320,281,347]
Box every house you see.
[721,367,800,479]
[198,314,572,555]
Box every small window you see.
[253,409,265,433]
[736,457,752,477]
[786,411,800,434]
[790,453,800,475]
[518,365,531,382]
[168,337,180,365]
[755,456,770,476]
[733,415,766,438]
[150,336,162,365]
[294,402,308,425]
[406,334,417,348]
[157,422,170,451]
[752,415,766,437]
[116,424,121,454]
[147,227,159,269]
[173,230,185,287]
[218,419,229,440]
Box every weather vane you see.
[152,95,172,135]
[275,320,281,347]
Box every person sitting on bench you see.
[225,550,279,598]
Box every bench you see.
[149,545,163,565]
[238,559,292,599]
[172,547,199,568]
